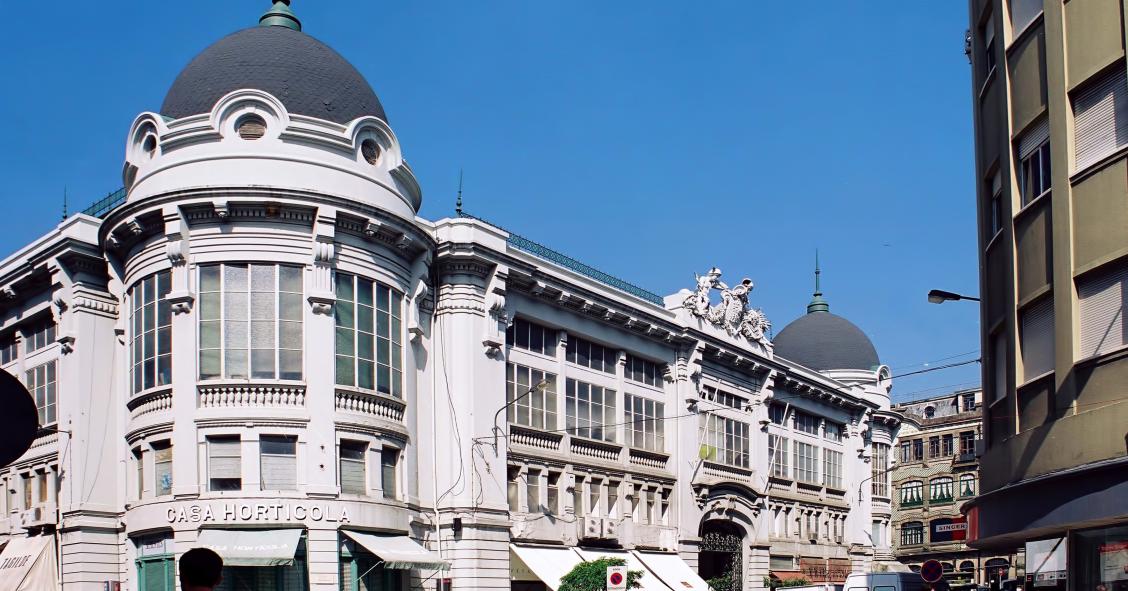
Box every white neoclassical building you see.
[0,3,902,590]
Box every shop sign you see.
[166,502,351,524]
[1025,538,1067,589]
[1099,541,1128,583]
[138,537,174,557]
[798,558,851,582]
[930,518,968,543]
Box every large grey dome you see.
[773,311,880,372]
[161,25,386,124]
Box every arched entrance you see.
[700,521,744,591]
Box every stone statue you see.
[682,268,773,354]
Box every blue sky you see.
[0,1,980,402]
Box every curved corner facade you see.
[966,0,1128,588]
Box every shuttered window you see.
[1073,67,1128,171]
[340,440,367,495]
[992,332,1007,401]
[1020,296,1055,380]
[1017,118,1051,206]
[1078,263,1128,358]
[260,435,297,490]
[153,442,172,496]
[381,448,399,500]
[208,437,241,491]
[1009,0,1042,36]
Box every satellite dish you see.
[0,370,39,467]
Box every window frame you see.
[130,271,172,394]
[900,521,925,546]
[565,334,617,374]
[624,354,662,388]
[700,414,750,469]
[207,436,242,492]
[793,441,819,484]
[767,434,789,478]
[624,393,665,452]
[380,447,399,500]
[339,440,367,496]
[153,441,172,497]
[1019,140,1051,207]
[26,360,57,427]
[506,363,558,430]
[334,272,402,396]
[259,435,298,491]
[565,378,617,442]
[506,318,557,357]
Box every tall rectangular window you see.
[823,449,843,489]
[26,360,56,426]
[507,467,520,512]
[506,318,556,357]
[526,468,541,513]
[900,441,912,463]
[700,414,750,468]
[134,448,144,499]
[260,435,297,490]
[768,434,789,478]
[335,273,402,396]
[22,474,31,509]
[624,354,662,387]
[340,441,367,495]
[607,480,619,517]
[130,271,171,393]
[36,471,47,505]
[381,448,398,500]
[506,364,557,430]
[625,394,664,452]
[871,443,890,498]
[573,476,585,517]
[24,317,56,355]
[824,422,842,442]
[942,434,954,456]
[565,379,616,442]
[912,439,924,461]
[1017,118,1051,206]
[793,442,818,483]
[587,477,601,517]
[546,472,561,515]
[981,12,997,79]
[1078,263,1128,358]
[960,431,976,456]
[928,436,941,458]
[1,333,18,365]
[768,404,786,425]
[207,437,241,492]
[794,411,819,435]
[1074,67,1128,171]
[153,441,172,496]
[200,264,304,380]
[1009,0,1042,36]
[989,169,1004,236]
[566,335,617,373]
[992,331,1008,401]
[1020,296,1055,380]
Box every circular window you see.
[236,115,267,140]
[141,134,157,157]
[924,406,936,419]
[361,139,381,165]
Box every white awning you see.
[632,551,710,591]
[342,531,449,570]
[510,544,585,591]
[576,548,673,591]
[0,536,58,591]
[196,529,303,567]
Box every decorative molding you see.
[313,240,335,264]
[0,287,16,300]
[72,296,119,316]
[213,201,230,220]
[396,234,413,250]
[363,219,382,239]
[56,333,76,354]
[127,388,173,418]
[167,291,195,315]
[198,383,307,408]
[335,389,406,423]
[166,240,186,264]
[126,217,144,235]
[682,267,773,355]
[308,294,334,315]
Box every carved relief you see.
[683,267,773,354]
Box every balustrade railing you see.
[335,389,405,422]
[627,448,670,470]
[508,425,564,452]
[569,437,623,462]
[198,384,306,408]
[128,388,174,419]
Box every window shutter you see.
[1020,297,1055,379]
[1018,117,1050,159]
[209,439,241,480]
[262,454,296,490]
[1078,264,1128,358]
[1073,68,1128,171]
[341,458,366,494]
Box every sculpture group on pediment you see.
[683,268,773,353]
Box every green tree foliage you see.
[559,558,644,591]
[763,576,813,589]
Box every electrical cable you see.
[890,358,981,379]
[890,349,980,372]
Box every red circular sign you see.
[920,560,944,583]
[610,573,624,586]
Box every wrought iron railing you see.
[80,187,126,218]
[458,211,664,305]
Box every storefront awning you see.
[343,531,450,570]
[0,536,58,591]
[576,548,673,591]
[510,544,586,591]
[197,528,303,567]
[633,551,710,591]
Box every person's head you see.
[179,547,223,590]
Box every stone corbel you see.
[126,217,144,236]
[482,289,506,355]
[213,200,230,221]
[56,333,76,354]
[167,291,195,315]
[1,286,17,300]
[395,233,413,250]
[363,219,382,239]
[307,294,335,316]
[409,281,429,341]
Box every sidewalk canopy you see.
[510,544,586,591]
[196,528,303,567]
[342,531,450,570]
[576,548,673,591]
[632,551,710,591]
[0,536,58,591]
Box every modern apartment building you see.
[0,3,904,590]
[890,390,1018,585]
[966,1,1128,590]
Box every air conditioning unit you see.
[583,516,602,538]
[602,518,619,539]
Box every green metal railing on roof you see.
[457,211,664,305]
[81,187,126,218]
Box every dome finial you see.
[807,249,830,314]
[260,0,302,31]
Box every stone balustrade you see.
[198,383,306,408]
[569,437,623,462]
[508,425,563,452]
[335,389,406,422]
[627,448,670,470]
[128,388,174,419]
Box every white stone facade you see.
[0,17,901,591]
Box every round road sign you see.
[920,560,944,584]
[609,573,624,586]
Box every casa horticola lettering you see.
[166,503,351,524]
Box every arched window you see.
[900,521,924,546]
[959,561,976,573]
[960,473,976,497]
[929,477,954,502]
[899,481,924,507]
[925,406,936,418]
[941,563,955,573]
[984,558,1009,582]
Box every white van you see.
[844,572,929,591]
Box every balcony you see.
[900,498,924,509]
[929,494,955,505]
[509,424,564,453]
[334,388,405,422]
[506,424,673,476]
[953,452,977,466]
[199,383,307,409]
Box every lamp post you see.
[491,379,548,453]
[927,289,980,304]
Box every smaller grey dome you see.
[773,311,880,372]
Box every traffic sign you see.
[607,565,627,591]
[920,560,944,583]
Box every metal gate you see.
[701,528,743,591]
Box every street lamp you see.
[927,289,980,304]
[492,379,549,453]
